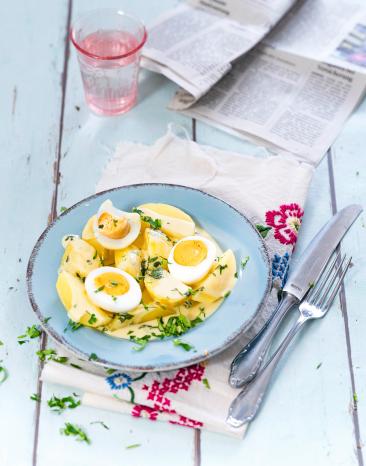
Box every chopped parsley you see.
[216,264,228,275]
[118,313,133,323]
[241,256,250,269]
[44,316,52,324]
[17,325,42,344]
[70,363,82,370]
[30,393,41,402]
[316,362,322,370]
[105,368,116,375]
[255,224,271,238]
[48,394,80,413]
[90,421,109,430]
[130,335,151,351]
[234,272,238,278]
[0,340,3,346]
[60,206,68,213]
[126,443,141,449]
[88,353,98,361]
[0,365,8,384]
[36,349,68,364]
[149,267,164,279]
[132,208,162,230]
[173,339,194,351]
[354,392,358,403]
[92,251,98,260]
[60,423,90,444]
[87,313,97,325]
[94,285,105,293]
[64,319,83,332]
[110,281,119,287]
[224,291,231,299]
[202,378,211,389]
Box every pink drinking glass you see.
[70,9,147,116]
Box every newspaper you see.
[141,0,298,106]
[169,0,366,163]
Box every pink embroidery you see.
[131,404,159,421]
[132,364,205,428]
[265,203,304,245]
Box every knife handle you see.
[229,292,298,388]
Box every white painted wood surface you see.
[1,1,364,465]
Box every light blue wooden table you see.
[1,1,365,465]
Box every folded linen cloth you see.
[42,125,314,438]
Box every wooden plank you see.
[327,97,366,463]
[196,120,359,465]
[0,1,69,466]
[36,1,196,466]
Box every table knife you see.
[229,204,362,388]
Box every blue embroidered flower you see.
[106,372,133,390]
[272,252,290,288]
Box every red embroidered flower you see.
[265,203,304,245]
[131,404,159,421]
[169,415,203,429]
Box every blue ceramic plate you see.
[27,184,271,372]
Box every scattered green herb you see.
[126,443,141,449]
[60,206,68,213]
[36,349,68,364]
[316,362,322,370]
[353,392,358,403]
[30,393,41,402]
[88,313,97,325]
[64,319,83,332]
[44,316,52,324]
[94,285,105,293]
[70,363,82,370]
[173,339,194,351]
[241,257,250,269]
[130,335,151,351]
[48,394,80,413]
[202,378,211,389]
[133,208,162,230]
[105,368,116,375]
[17,325,42,344]
[234,272,238,278]
[60,423,90,444]
[216,264,228,275]
[0,340,3,346]
[0,365,8,384]
[224,291,231,298]
[90,421,109,430]
[89,353,98,361]
[255,224,271,238]
[118,313,133,323]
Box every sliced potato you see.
[193,249,237,303]
[115,245,142,278]
[144,269,190,306]
[137,203,195,240]
[145,228,172,260]
[56,270,112,326]
[81,215,114,265]
[131,302,176,324]
[60,237,101,279]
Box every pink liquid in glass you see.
[78,30,141,115]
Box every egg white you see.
[168,235,217,285]
[93,200,141,250]
[85,266,142,313]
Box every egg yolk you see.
[95,272,130,296]
[98,212,130,239]
[174,240,207,266]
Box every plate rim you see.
[27,183,272,372]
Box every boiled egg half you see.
[85,266,142,313]
[168,235,216,285]
[93,200,141,250]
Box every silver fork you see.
[227,253,352,427]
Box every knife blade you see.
[229,204,362,388]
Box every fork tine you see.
[307,253,340,304]
[322,257,352,311]
[316,254,346,308]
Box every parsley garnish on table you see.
[60,423,90,444]
[48,394,80,413]
[17,325,42,344]
[90,420,109,430]
[36,348,68,364]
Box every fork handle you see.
[227,314,307,427]
[229,293,298,388]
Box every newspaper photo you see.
[141,0,298,106]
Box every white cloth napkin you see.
[42,125,314,438]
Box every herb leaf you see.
[255,224,271,238]
[202,378,211,389]
[48,394,80,413]
[89,353,98,361]
[241,256,250,269]
[90,421,109,430]
[126,443,141,449]
[132,208,162,230]
[30,393,41,402]
[60,423,90,444]
[17,325,42,344]
[87,313,97,325]
[173,339,194,351]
